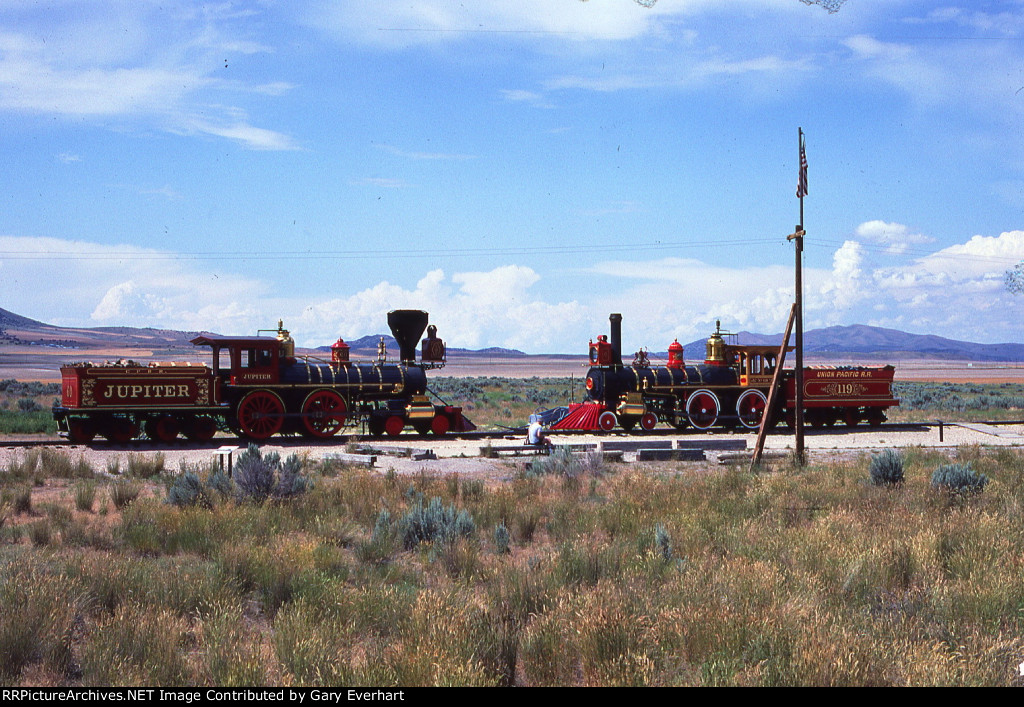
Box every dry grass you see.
[2,445,1024,686]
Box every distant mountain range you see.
[679,324,1024,362]
[0,307,211,350]
[2,306,1023,361]
[313,334,527,358]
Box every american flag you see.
[796,131,808,198]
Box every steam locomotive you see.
[552,313,898,433]
[53,310,474,443]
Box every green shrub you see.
[27,519,52,546]
[125,452,165,479]
[527,448,606,480]
[356,508,396,564]
[931,463,989,494]
[11,486,32,515]
[494,522,511,555]
[166,472,212,509]
[654,524,672,562]
[234,444,311,503]
[399,496,476,550]
[110,479,143,510]
[869,449,905,487]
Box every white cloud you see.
[294,264,587,352]
[307,0,669,47]
[8,228,1024,352]
[180,115,299,151]
[851,220,935,256]
[500,89,555,108]
[0,5,296,149]
[0,235,267,333]
[912,230,1024,281]
[377,144,477,161]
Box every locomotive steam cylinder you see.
[388,309,430,363]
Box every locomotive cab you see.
[190,334,282,387]
[734,345,790,387]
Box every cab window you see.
[238,347,274,369]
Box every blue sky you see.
[3,0,1024,353]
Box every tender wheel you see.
[639,412,658,431]
[67,418,96,444]
[384,415,406,437]
[867,408,885,427]
[105,417,139,444]
[597,410,618,432]
[145,414,180,443]
[237,390,285,440]
[185,416,218,442]
[686,389,720,430]
[844,408,859,428]
[735,390,768,430]
[808,410,826,429]
[301,390,348,438]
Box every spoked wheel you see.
[105,417,139,444]
[735,389,768,430]
[237,390,285,440]
[301,390,348,438]
[639,412,658,431]
[67,418,96,444]
[185,416,218,442]
[145,414,181,443]
[686,389,720,430]
[844,408,859,428]
[597,410,618,432]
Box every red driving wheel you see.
[237,391,285,440]
[686,389,720,430]
[301,390,348,438]
[736,390,768,430]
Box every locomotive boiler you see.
[53,309,473,443]
[552,313,899,433]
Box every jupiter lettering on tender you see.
[103,384,190,399]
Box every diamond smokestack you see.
[387,309,429,363]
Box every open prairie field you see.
[3,441,1024,687]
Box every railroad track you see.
[0,420,1006,450]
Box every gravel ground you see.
[3,422,1023,478]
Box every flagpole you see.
[790,128,807,464]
